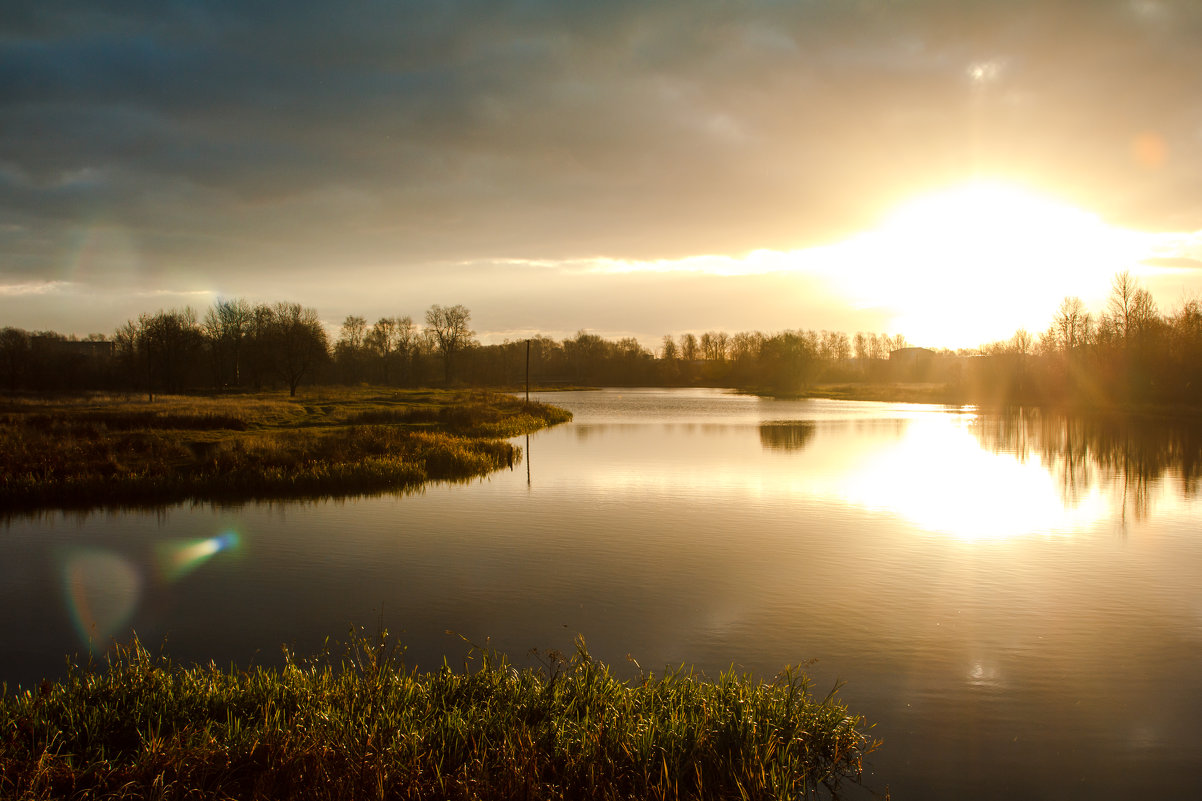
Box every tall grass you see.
[0,388,572,512]
[0,632,878,800]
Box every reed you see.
[0,632,878,800]
[0,388,572,512]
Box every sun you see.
[814,180,1154,348]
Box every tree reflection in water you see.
[971,409,1202,523]
[758,421,817,452]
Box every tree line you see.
[0,301,479,398]
[2,271,1200,406]
[0,298,910,397]
[966,271,1202,406]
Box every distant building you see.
[31,337,114,361]
[887,347,936,381]
[888,347,934,367]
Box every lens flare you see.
[155,531,241,583]
[62,550,142,650]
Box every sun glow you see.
[555,179,1175,348]
[814,181,1156,347]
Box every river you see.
[3,388,1201,799]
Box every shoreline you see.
[0,387,572,514]
[748,381,1202,420]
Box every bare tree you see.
[680,332,699,361]
[661,334,679,361]
[203,298,252,388]
[1171,297,1202,346]
[1010,328,1033,356]
[334,315,368,383]
[242,303,278,390]
[867,333,887,361]
[1066,297,1093,351]
[1051,296,1092,353]
[391,316,418,385]
[365,317,395,381]
[730,331,762,363]
[819,330,850,363]
[1107,271,1139,343]
[1130,288,1159,341]
[701,331,729,361]
[0,327,31,392]
[364,316,417,384]
[338,315,366,351]
[425,304,475,383]
[270,303,329,396]
[134,308,203,398]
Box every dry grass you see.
[0,387,572,513]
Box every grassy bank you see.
[779,382,1202,420]
[0,633,877,801]
[744,382,961,406]
[0,388,571,512]
[791,383,960,405]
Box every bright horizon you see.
[9,177,1194,353]
[4,2,1202,351]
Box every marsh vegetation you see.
[0,388,571,512]
[0,632,876,801]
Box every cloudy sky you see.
[4,0,1202,348]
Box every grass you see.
[0,387,572,513]
[0,632,878,800]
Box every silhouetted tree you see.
[269,303,329,396]
[1046,296,1092,354]
[123,308,203,399]
[758,331,818,395]
[661,334,678,361]
[364,316,415,384]
[853,332,869,362]
[1011,328,1034,356]
[1104,271,1159,345]
[334,315,368,383]
[0,327,30,391]
[242,304,277,391]
[701,331,729,361]
[203,298,253,389]
[425,304,474,383]
[563,331,606,383]
[1168,297,1202,402]
[680,332,699,361]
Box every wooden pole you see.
[525,338,530,404]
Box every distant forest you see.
[2,272,1201,408]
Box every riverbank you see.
[786,382,960,405]
[0,632,876,801]
[755,382,1202,420]
[0,388,571,512]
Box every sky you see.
[4,0,1202,349]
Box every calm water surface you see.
[4,388,1202,799]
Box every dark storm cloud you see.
[3,0,1202,302]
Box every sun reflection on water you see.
[841,415,1108,541]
